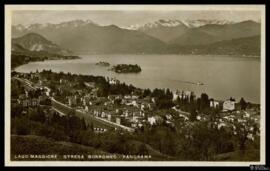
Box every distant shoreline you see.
[13,55,260,105]
[75,53,261,59]
[11,54,81,70]
[11,69,261,106]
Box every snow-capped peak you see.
[122,19,236,30]
[120,24,141,30]
[13,24,26,31]
[56,19,97,28]
[13,19,98,31]
[182,19,235,28]
[122,19,186,31]
[141,19,186,30]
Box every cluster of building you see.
[13,88,50,108]
[12,72,260,138]
[209,98,236,111]
[173,90,237,112]
[108,77,120,85]
[67,89,158,128]
[16,94,40,107]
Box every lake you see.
[15,54,261,104]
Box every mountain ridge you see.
[167,35,261,56]
[11,19,261,56]
[12,32,73,56]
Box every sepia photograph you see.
[4,5,265,166]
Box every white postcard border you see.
[5,5,266,167]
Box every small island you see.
[95,61,110,66]
[110,64,142,73]
[60,55,81,60]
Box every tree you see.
[189,107,198,122]
[29,107,46,123]
[156,98,173,109]
[138,144,148,155]
[234,115,257,153]
[176,96,181,104]
[87,122,94,131]
[143,89,151,97]
[80,118,87,130]
[189,122,216,160]
[68,109,76,116]
[14,116,31,135]
[69,115,84,131]
[190,93,195,103]
[165,88,173,100]
[200,93,210,111]
[209,108,220,123]
[239,97,247,110]
[11,105,23,118]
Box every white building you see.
[173,90,181,101]
[223,99,235,111]
[60,79,68,84]
[101,111,106,118]
[217,122,226,130]
[148,116,156,125]
[109,78,120,85]
[85,105,89,112]
[116,117,121,125]
[165,114,173,120]
[68,96,77,106]
[173,92,179,101]
[140,111,145,117]
[124,110,129,117]
[124,95,132,99]
[131,123,138,128]
[131,95,139,99]
[210,100,219,108]
[107,114,111,121]
[141,104,146,111]
[131,100,138,107]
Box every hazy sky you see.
[12,10,261,27]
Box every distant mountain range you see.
[12,19,261,56]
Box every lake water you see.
[15,54,261,104]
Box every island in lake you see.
[110,64,142,73]
[95,61,110,66]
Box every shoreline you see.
[12,55,260,105]
[11,69,261,106]
[75,53,261,59]
[11,54,81,70]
